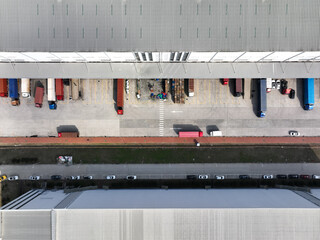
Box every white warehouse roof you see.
[0,0,319,52]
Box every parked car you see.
[106,175,116,180]
[276,174,287,179]
[288,174,299,179]
[186,175,197,180]
[289,131,300,136]
[312,175,320,179]
[276,79,281,90]
[289,89,295,99]
[215,175,225,180]
[8,176,19,181]
[83,176,93,180]
[75,176,81,180]
[29,176,40,180]
[262,175,273,179]
[300,175,310,179]
[0,175,7,182]
[280,79,288,91]
[197,175,208,179]
[239,175,250,179]
[66,176,75,180]
[126,175,137,180]
[51,175,62,180]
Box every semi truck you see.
[258,79,267,118]
[188,79,194,97]
[0,79,8,97]
[47,78,57,109]
[34,83,44,108]
[178,131,203,137]
[8,78,20,106]
[21,78,31,98]
[235,78,243,97]
[304,78,314,110]
[55,78,64,101]
[117,79,124,115]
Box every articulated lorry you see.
[188,79,194,97]
[258,79,267,118]
[117,79,124,115]
[55,79,64,101]
[235,78,243,97]
[0,79,8,97]
[179,131,203,137]
[21,78,31,98]
[8,78,20,106]
[304,78,314,110]
[34,82,44,108]
[47,78,57,109]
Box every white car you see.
[312,175,320,179]
[262,175,273,179]
[29,176,40,180]
[106,175,116,180]
[289,131,300,136]
[75,176,81,180]
[8,176,19,181]
[66,176,75,180]
[215,176,225,180]
[83,176,93,180]
[276,79,281,90]
[198,175,209,179]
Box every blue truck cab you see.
[304,78,314,110]
[49,101,57,110]
[8,78,20,106]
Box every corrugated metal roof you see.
[0,0,319,52]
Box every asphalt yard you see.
[0,79,319,137]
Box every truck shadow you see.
[113,79,117,112]
[172,124,201,135]
[296,78,304,109]
[250,79,259,117]
[57,125,79,134]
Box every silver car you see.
[106,175,116,180]
[262,175,273,179]
[215,175,225,180]
[8,176,19,181]
[198,175,209,179]
[29,176,40,180]
[126,175,137,180]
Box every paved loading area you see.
[0,79,319,137]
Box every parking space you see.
[0,79,319,137]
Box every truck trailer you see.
[47,78,57,109]
[34,83,44,108]
[58,131,79,138]
[8,78,20,106]
[304,78,314,110]
[258,79,267,118]
[0,79,8,97]
[235,78,243,97]
[21,78,31,98]
[188,79,194,97]
[178,131,203,137]
[55,79,64,101]
[117,79,124,115]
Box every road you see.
[2,163,320,180]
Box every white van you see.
[210,131,222,136]
[21,78,31,98]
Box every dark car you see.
[289,89,295,99]
[51,175,62,180]
[239,175,250,179]
[280,79,288,91]
[288,174,299,179]
[300,174,310,179]
[276,174,287,179]
[187,175,197,180]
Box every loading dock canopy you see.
[0,0,319,52]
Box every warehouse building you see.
[1,188,320,240]
[0,0,320,78]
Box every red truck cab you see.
[222,79,229,85]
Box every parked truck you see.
[58,131,79,138]
[55,78,64,101]
[8,78,20,106]
[0,79,8,97]
[178,131,203,137]
[188,79,194,97]
[21,78,31,98]
[304,78,314,110]
[47,78,57,109]
[34,83,44,108]
[117,79,124,115]
[235,78,243,97]
[258,79,267,118]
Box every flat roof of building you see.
[0,0,319,52]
